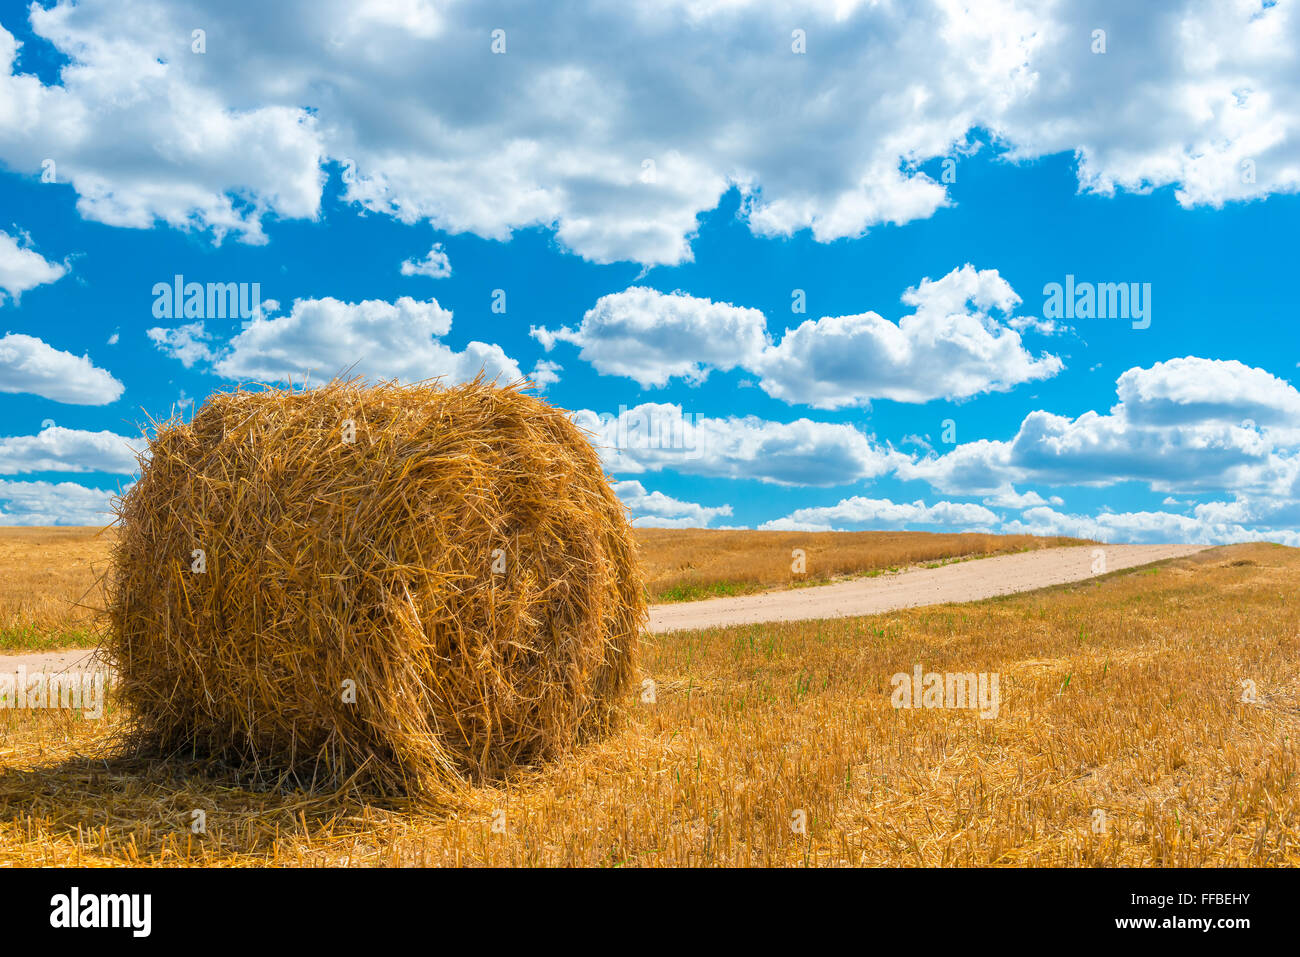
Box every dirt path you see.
[648,543,1209,633]
[0,646,102,673]
[0,544,1209,668]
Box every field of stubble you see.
[0,526,1085,651]
[0,538,1295,866]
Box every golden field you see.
[0,540,1295,866]
[635,528,1085,601]
[0,527,113,651]
[0,526,1083,651]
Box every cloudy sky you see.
[1,0,1298,543]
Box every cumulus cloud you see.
[6,2,1299,263]
[146,322,217,368]
[0,426,142,474]
[0,333,124,405]
[572,402,900,486]
[755,265,1061,407]
[759,491,1300,546]
[1116,357,1300,429]
[0,10,322,244]
[528,359,562,390]
[543,266,1061,404]
[612,479,732,528]
[1003,505,1300,548]
[399,243,452,279]
[149,295,526,386]
[0,478,120,526]
[901,357,1299,495]
[982,485,1063,509]
[0,229,67,303]
[995,0,1300,210]
[533,287,769,388]
[760,496,1000,533]
[1005,409,1269,489]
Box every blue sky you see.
[1,0,1298,543]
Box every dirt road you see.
[0,646,102,674]
[0,544,1208,669]
[648,543,1208,633]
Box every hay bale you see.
[105,378,645,796]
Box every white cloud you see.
[1189,482,1300,533]
[902,357,1299,495]
[760,496,999,533]
[996,0,1300,211]
[755,265,1062,407]
[399,242,452,279]
[900,433,934,455]
[533,287,769,388]
[892,356,1300,547]
[543,266,1061,405]
[0,478,120,526]
[1003,505,1300,548]
[150,295,526,386]
[0,333,125,405]
[527,359,561,390]
[146,322,216,368]
[0,229,67,303]
[572,402,900,486]
[1006,409,1269,489]
[0,426,142,474]
[0,10,322,244]
[1116,357,1300,428]
[760,492,1300,546]
[899,439,1015,496]
[8,2,1300,264]
[982,485,1062,509]
[612,479,732,528]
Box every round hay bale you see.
[105,378,645,796]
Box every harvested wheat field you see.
[0,525,1087,653]
[637,528,1089,602]
[0,527,112,652]
[649,543,1204,631]
[0,542,1295,866]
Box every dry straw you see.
[104,377,646,797]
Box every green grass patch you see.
[652,580,769,603]
[0,624,99,653]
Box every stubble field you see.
[0,526,1085,651]
[0,532,1294,867]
